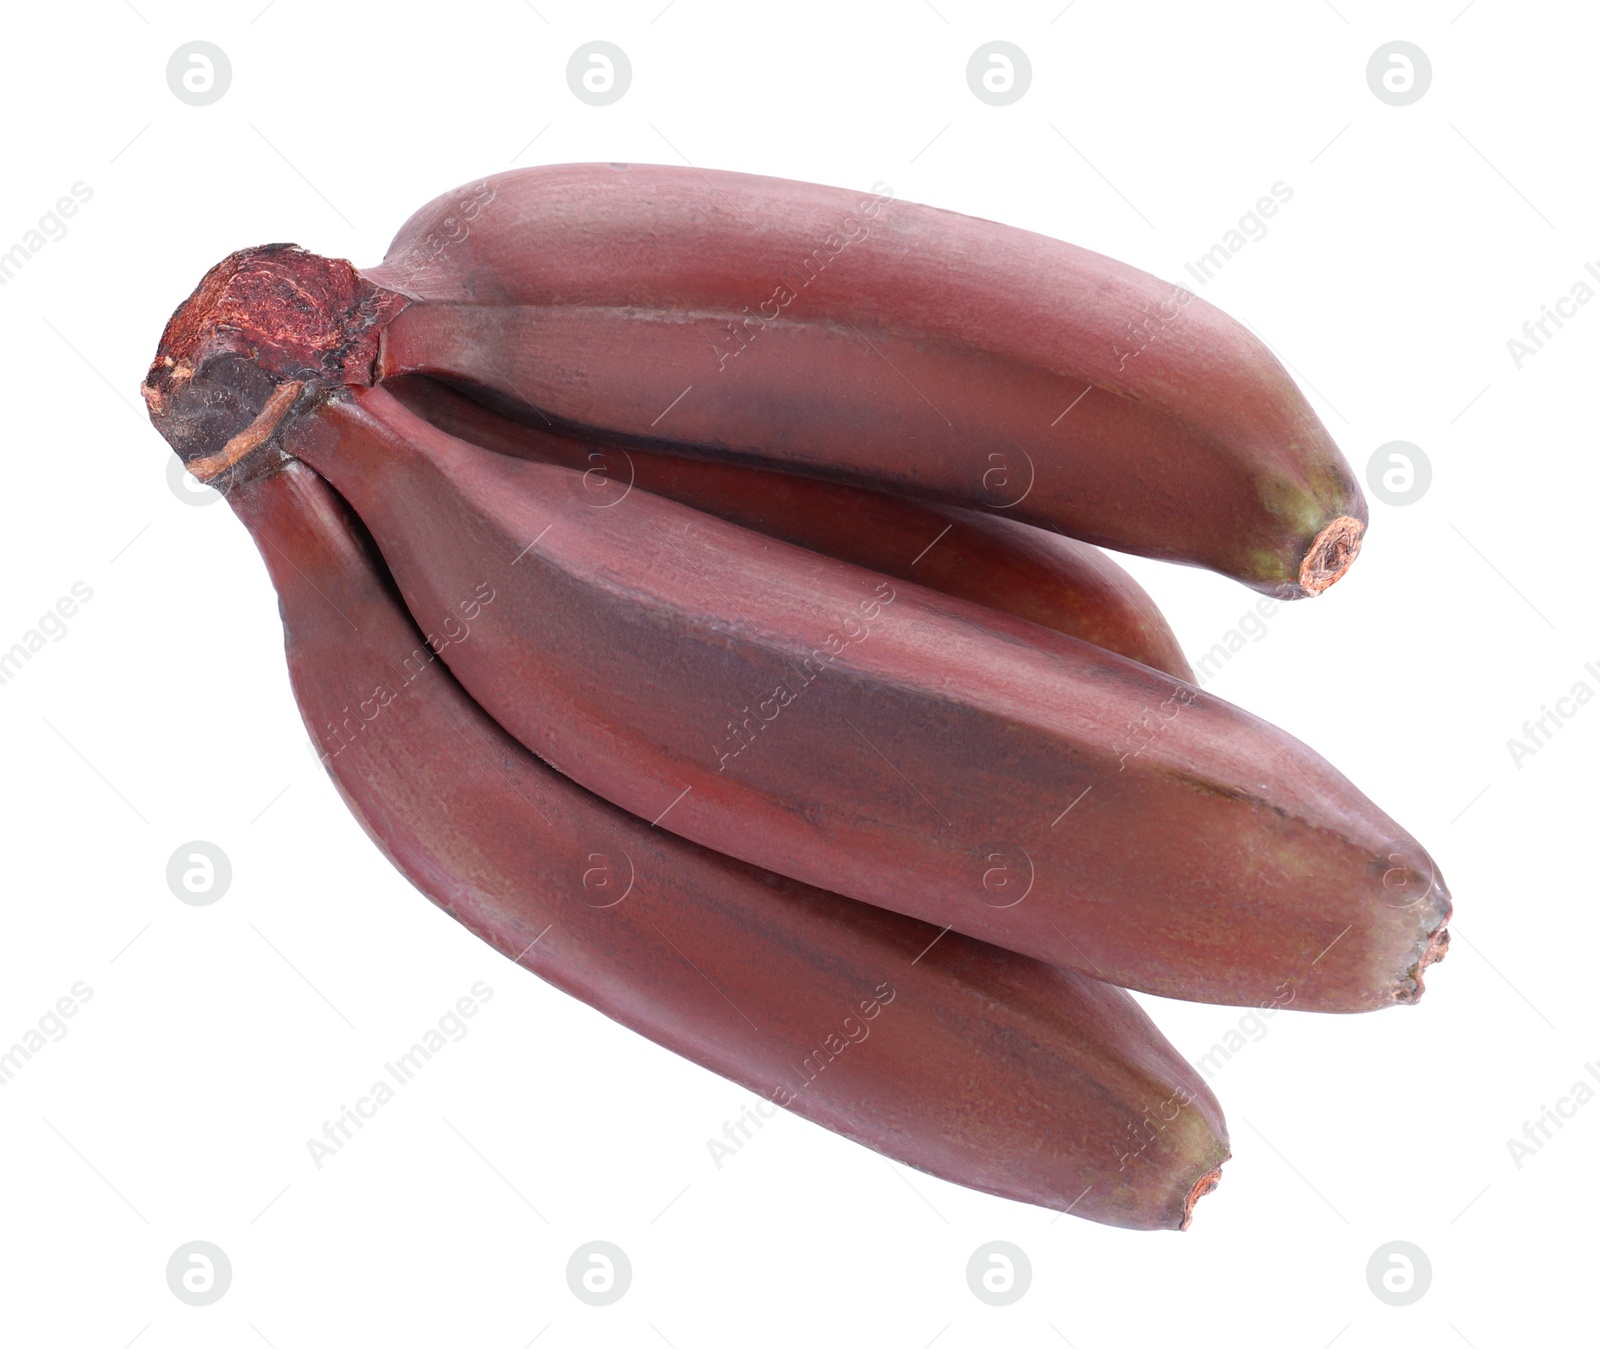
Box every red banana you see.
[224,454,1228,1229]
[387,374,1195,680]
[153,348,1446,1012]
[363,164,1366,597]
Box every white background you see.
[1,1,1592,1344]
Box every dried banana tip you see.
[1405,924,1451,1001]
[1298,516,1365,595]
[1180,1164,1223,1230]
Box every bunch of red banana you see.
[142,164,1450,1232]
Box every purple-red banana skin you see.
[226,456,1228,1230]
[275,383,1449,1014]
[364,164,1366,597]
[387,375,1196,681]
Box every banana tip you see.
[1298,516,1364,595]
[1179,1164,1223,1230]
[1398,924,1451,1004]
